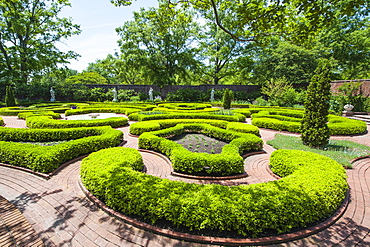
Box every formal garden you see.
[1,81,369,242]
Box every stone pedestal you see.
[342,111,354,117]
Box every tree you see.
[198,13,252,85]
[111,0,369,44]
[66,72,108,84]
[115,7,201,85]
[301,59,332,148]
[5,85,16,106]
[0,0,81,88]
[253,40,319,86]
[261,78,300,107]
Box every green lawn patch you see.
[267,134,370,168]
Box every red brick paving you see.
[0,116,369,246]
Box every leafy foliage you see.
[222,88,233,109]
[5,86,16,107]
[301,59,332,147]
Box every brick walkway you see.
[0,116,369,246]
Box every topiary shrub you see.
[5,86,16,107]
[222,89,233,109]
[301,59,331,147]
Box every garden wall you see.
[84,80,370,99]
[83,84,260,98]
[331,80,370,97]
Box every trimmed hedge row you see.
[18,111,61,120]
[65,107,142,116]
[251,113,367,135]
[26,116,128,129]
[138,124,263,175]
[130,119,230,136]
[130,119,260,136]
[82,103,155,111]
[0,117,3,126]
[0,126,123,173]
[157,103,212,110]
[153,107,219,113]
[81,148,347,237]
[129,112,246,122]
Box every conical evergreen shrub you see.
[301,59,331,147]
[222,89,233,109]
[5,85,16,107]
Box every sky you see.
[57,0,158,72]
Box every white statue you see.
[50,87,55,102]
[112,88,118,102]
[210,88,215,102]
[149,87,153,101]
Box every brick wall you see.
[331,80,370,97]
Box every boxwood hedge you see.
[18,111,61,120]
[130,119,230,136]
[0,117,3,126]
[80,148,347,237]
[138,124,263,175]
[157,103,212,110]
[65,107,142,116]
[0,126,123,173]
[250,110,367,135]
[26,116,128,129]
[130,119,260,136]
[129,112,246,122]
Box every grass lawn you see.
[267,134,370,168]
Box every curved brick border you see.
[79,179,349,246]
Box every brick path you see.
[0,116,369,246]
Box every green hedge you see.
[0,126,123,173]
[152,107,219,113]
[82,102,155,111]
[129,112,246,122]
[251,110,367,135]
[327,115,368,135]
[81,148,347,237]
[157,103,213,110]
[65,107,142,116]
[226,122,260,136]
[138,124,263,175]
[0,117,3,126]
[130,119,230,136]
[18,111,61,120]
[26,116,128,129]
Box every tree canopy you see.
[0,0,81,89]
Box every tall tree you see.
[0,0,81,88]
[115,6,201,85]
[199,12,252,85]
[111,0,369,44]
[301,59,332,148]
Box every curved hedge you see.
[129,112,246,122]
[81,103,155,111]
[157,103,213,110]
[81,148,347,237]
[130,119,260,136]
[152,107,219,113]
[0,126,123,173]
[130,119,230,136]
[139,124,263,175]
[18,111,61,120]
[26,116,128,129]
[251,110,367,135]
[65,107,142,116]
